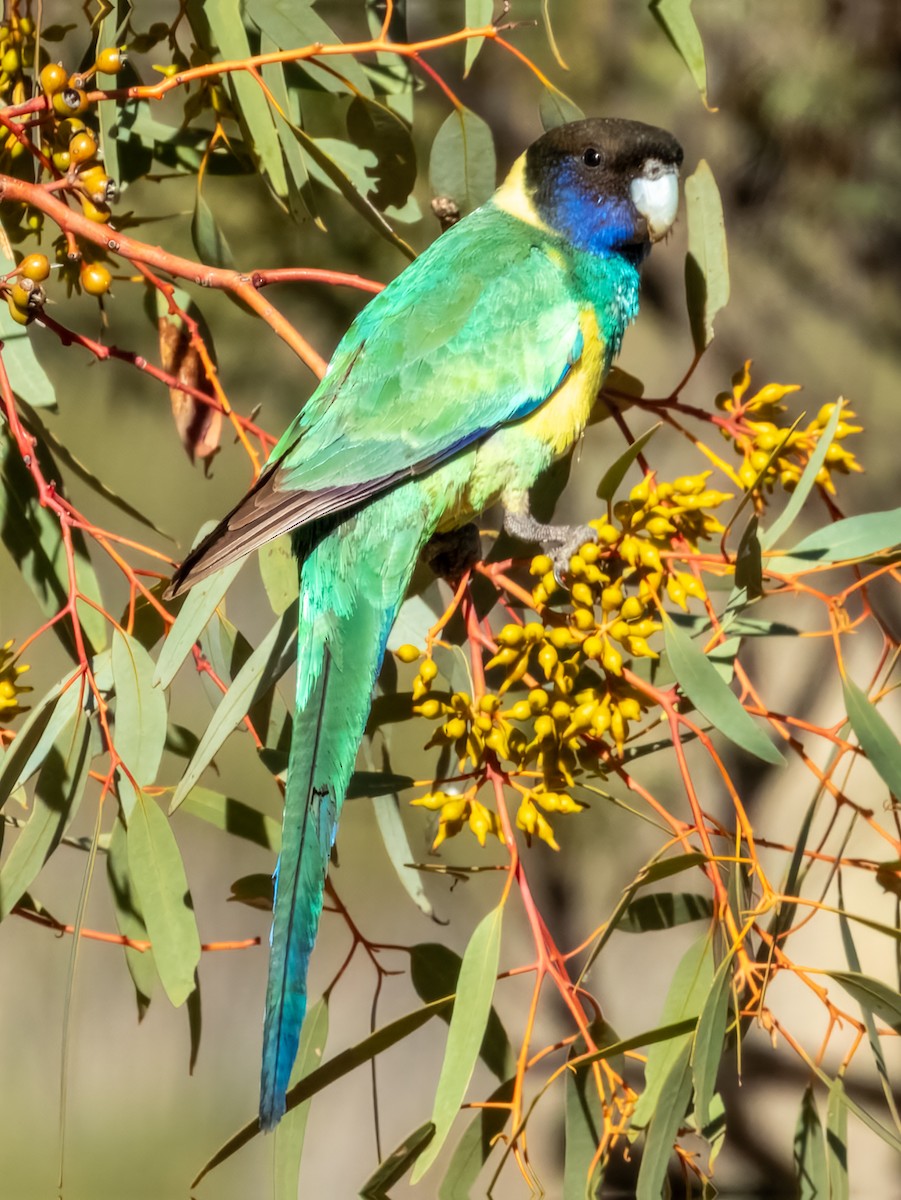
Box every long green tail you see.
[259,496,429,1129]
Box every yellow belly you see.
[429,305,606,528]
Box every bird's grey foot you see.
[423,523,482,581]
[503,509,597,581]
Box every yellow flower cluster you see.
[0,640,31,720]
[0,15,33,157]
[410,788,500,850]
[400,472,733,853]
[717,362,861,497]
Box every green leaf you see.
[769,506,901,573]
[429,108,496,216]
[636,1040,694,1200]
[246,0,374,99]
[734,515,763,600]
[538,87,585,132]
[825,970,901,1033]
[0,235,56,408]
[112,630,168,788]
[274,997,329,1200]
[410,942,513,1082]
[0,700,92,920]
[290,126,415,259]
[835,878,901,1129]
[179,786,281,851]
[618,891,714,933]
[106,816,156,1018]
[649,0,711,107]
[683,159,729,353]
[0,675,79,810]
[663,612,785,765]
[576,1017,700,1071]
[412,904,505,1182]
[373,792,433,917]
[691,952,734,1126]
[631,934,712,1128]
[192,997,452,1184]
[826,1076,849,1200]
[192,189,236,270]
[0,427,107,657]
[155,543,244,689]
[258,535,299,616]
[346,770,416,799]
[360,1121,435,1198]
[596,423,661,501]
[762,402,843,552]
[170,605,297,812]
[438,1079,513,1200]
[126,791,201,1006]
[843,676,901,799]
[794,1084,828,1200]
[669,612,799,639]
[195,0,289,199]
[259,45,314,226]
[464,0,493,75]
[564,1038,605,1198]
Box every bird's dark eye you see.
[582,147,602,168]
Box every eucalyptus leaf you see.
[631,934,712,1129]
[463,0,493,76]
[596,423,661,501]
[0,700,92,920]
[412,905,505,1181]
[126,790,201,1007]
[636,1041,694,1200]
[274,997,329,1200]
[793,1084,828,1200]
[650,0,711,107]
[192,0,289,198]
[192,997,453,1184]
[769,505,901,573]
[429,108,496,216]
[106,816,156,1018]
[360,1121,435,1197]
[663,613,785,766]
[762,402,843,552]
[155,549,244,690]
[683,160,729,352]
[171,605,297,812]
[410,941,513,1081]
[112,630,168,786]
[843,676,901,799]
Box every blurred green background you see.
[2,1,900,1196]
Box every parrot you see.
[166,116,683,1129]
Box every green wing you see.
[169,206,584,593]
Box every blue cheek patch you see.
[539,163,638,257]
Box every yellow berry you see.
[79,194,111,222]
[80,261,112,296]
[394,643,420,664]
[57,117,86,144]
[40,62,68,94]
[6,295,31,324]
[96,47,124,75]
[68,129,97,164]
[51,88,89,117]
[418,659,438,683]
[19,253,50,282]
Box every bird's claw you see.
[548,524,597,584]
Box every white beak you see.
[630,169,680,242]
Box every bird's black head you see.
[522,117,684,257]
